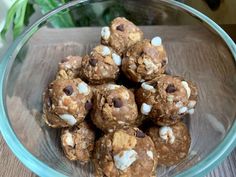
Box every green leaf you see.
[24,3,35,25]
[1,0,29,39]
[13,0,28,38]
[34,0,74,27]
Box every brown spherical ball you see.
[93,127,157,177]
[147,122,191,166]
[80,45,121,85]
[56,55,82,79]
[91,84,138,133]
[122,38,168,82]
[101,17,144,55]
[43,78,93,128]
[135,75,198,125]
[61,121,95,163]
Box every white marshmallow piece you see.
[65,132,74,147]
[146,151,153,160]
[59,114,77,126]
[178,106,188,114]
[101,46,111,56]
[106,84,120,90]
[188,100,196,108]
[141,82,156,93]
[101,26,110,40]
[141,103,152,115]
[114,149,138,171]
[112,53,121,66]
[181,81,191,99]
[175,101,183,108]
[188,108,195,115]
[151,36,162,46]
[77,82,90,95]
[159,126,175,144]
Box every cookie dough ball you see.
[93,128,157,177]
[61,121,95,163]
[56,56,82,79]
[122,38,168,83]
[91,84,138,132]
[80,45,121,85]
[135,75,197,125]
[101,17,144,55]
[147,122,191,166]
[43,78,93,128]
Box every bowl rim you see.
[0,0,235,177]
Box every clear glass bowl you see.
[0,0,236,177]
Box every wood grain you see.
[0,26,235,177]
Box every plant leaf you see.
[13,0,28,38]
[1,0,29,39]
[24,2,35,25]
[34,0,74,27]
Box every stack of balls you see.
[42,17,198,177]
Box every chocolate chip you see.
[140,51,145,56]
[112,98,123,108]
[85,101,93,110]
[116,24,124,31]
[89,58,98,67]
[63,85,73,96]
[136,130,145,138]
[61,58,69,63]
[152,82,158,88]
[161,60,167,67]
[49,83,54,88]
[166,84,176,93]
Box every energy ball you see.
[122,38,168,83]
[61,121,95,163]
[56,55,82,79]
[147,122,191,166]
[101,17,144,55]
[43,78,93,128]
[91,84,138,132]
[93,128,157,177]
[135,75,197,125]
[80,45,121,85]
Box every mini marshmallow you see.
[59,114,77,126]
[181,81,191,98]
[141,83,156,93]
[77,82,90,95]
[151,36,162,46]
[64,132,74,147]
[106,84,120,90]
[178,106,188,114]
[140,79,145,83]
[101,26,110,40]
[188,100,196,108]
[112,53,121,66]
[141,103,152,115]
[146,151,153,160]
[101,46,111,56]
[175,101,183,108]
[188,108,195,115]
[159,126,175,144]
[114,149,138,171]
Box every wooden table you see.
[0,26,235,177]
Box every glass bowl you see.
[0,0,235,177]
